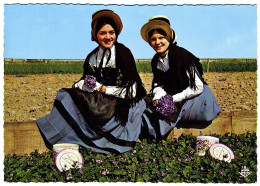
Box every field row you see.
[4,60,257,75]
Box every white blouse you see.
[89,45,137,99]
[153,53,204,102]
[89,45,116,68]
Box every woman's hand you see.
[153,99,159,107]
[152,86,167,103]
[73,80,84,89]
[98,85,107,93]
[74,80,105,93]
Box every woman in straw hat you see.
[139,15,221,140]
[37,9,146,154]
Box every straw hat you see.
[141,15,176,43]
[91,9,123,41]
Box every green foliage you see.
[201,61,257,72]
[4,60,257,75]
[4,63,84,75]
[136,61,152,73]
[4,132,257,183]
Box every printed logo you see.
[240,166,251,178]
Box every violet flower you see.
[163,157,168,162]
[84,75,96,90]
[95,159,103,164]
[161,171,165,176]
[66,173,73,181]
[101,169,109,176]
[144,158,149,163]
[156,94,175,117]
[78,169,83,174]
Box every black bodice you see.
[153,67,189,95]
[94,67,119,86]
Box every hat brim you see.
[91,10,123,39]
[141,20,175,42]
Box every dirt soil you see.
[4,72,257,122]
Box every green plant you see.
[201,61,257,72]
[4,132,257,183]
[4,60,257,75]
[4,63,84,75]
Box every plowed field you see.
[4,72,257,122]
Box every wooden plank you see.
[4,121,49,155]
[4,111,257,155]
[168,112,232,140]
[231,110,257,134]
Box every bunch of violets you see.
[156,94,175,117]
[84,75,96,90]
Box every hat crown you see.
[92,9,114,19]
[140,15,176,43]
[91,9,123,41]
[149,15,170,25]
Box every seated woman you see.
[37,9,146,154]
[140,15,221,140]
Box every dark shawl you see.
[78,42,147,124]
[151,43,206,95]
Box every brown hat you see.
[141,15,176,43]
[91,9,123,41]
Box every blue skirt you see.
[140,85,221,139]
[37,85,220,153]
[37,89,146,154]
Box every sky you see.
[2,1,258,60]
[2,2,258,60]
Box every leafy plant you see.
[201,61,257,72]
[4,60,257,75]
[4,132,257,183]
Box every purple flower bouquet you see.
[84,75,96,91]
[156,94,175,117]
